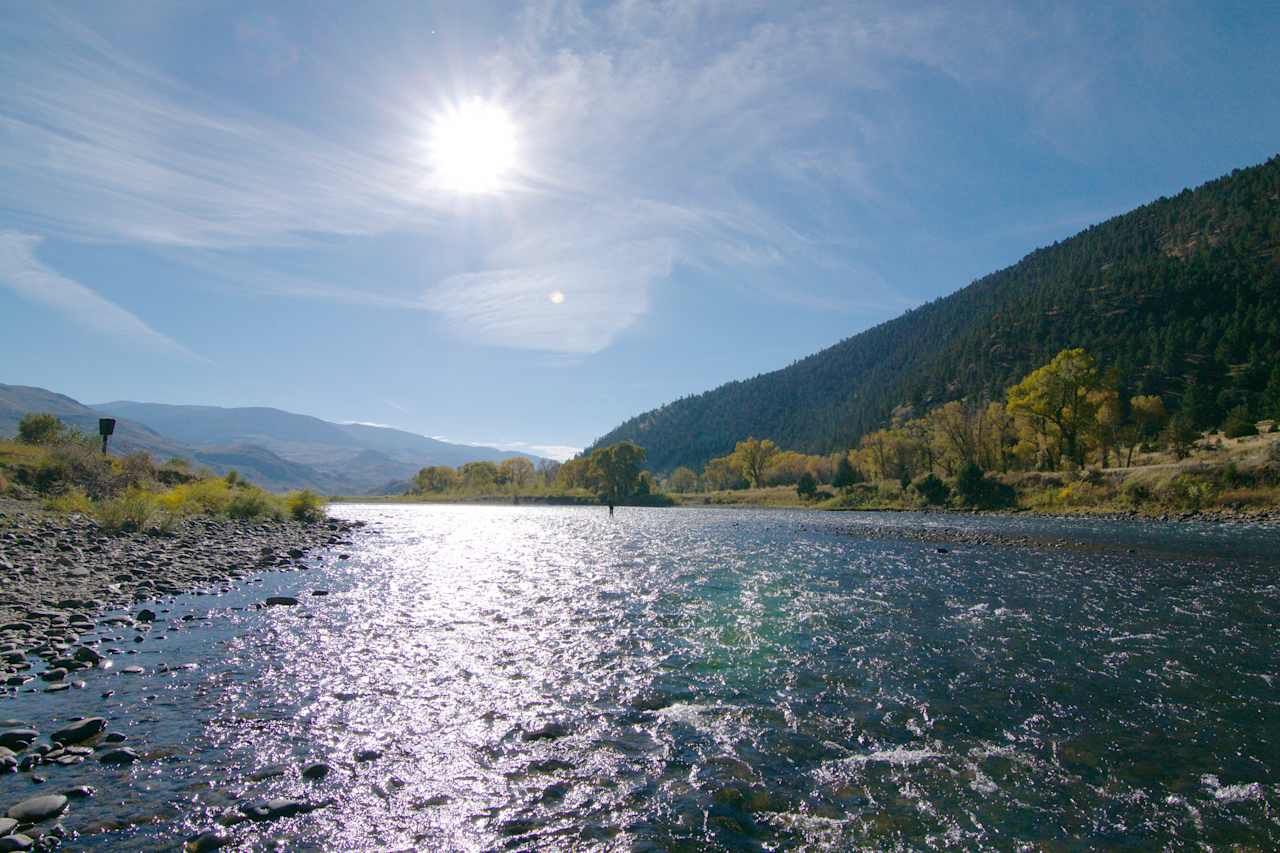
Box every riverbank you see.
[0,500,360,693]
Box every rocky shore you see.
[0,502,362,850]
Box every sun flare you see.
[428,98,518,194]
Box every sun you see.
[428,98,518,194]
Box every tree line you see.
[411,442,662,504]
[659,348,1278,497]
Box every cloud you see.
[482,440,581,462]
[0,2,1136,353]
[426,238,672,353]
[0,13,431,249]
[0,232,205,361]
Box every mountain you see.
[588,155,1280,472]
[95,401,542,493]
[0,385,544,493]
[0,384,187,458]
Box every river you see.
[3,505,1279,850]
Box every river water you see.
[3,505,1279,851]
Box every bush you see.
[17,413,67,445]
[1222,405,1258,438]
[285,490,327,523]
[157,478,234,516]
[1157,475,1219,511]
[912,473,949,506]
[0,471,7,495]
[796,471,817,499]
[1121,479,1152,507]
[954,463,1016,509]
[226,488,283,521]
[96,488,159,532]
[46,488,94,514]
[117,452,157,489]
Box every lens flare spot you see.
[549,291,565,304]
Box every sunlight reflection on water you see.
[4,505,1279,850]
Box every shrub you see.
[1121,479,1151,507]
[285,489,327,523]
[117,452,157,489]
[157,478,234,516]
[96,488,159,532]
[46,488,94,514]
[954,463,1016,509]
[226,488,283,521]
[796,471,817,499]
[41,443,114,498]
[1157,475,1218,511]
[1222,405,1258,439]
[0,471,7,495]
[912,473,949,506]
[17,413,67,445]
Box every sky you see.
[2,2,1279,460]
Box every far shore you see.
[329,491,1280,526]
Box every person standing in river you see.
[608,500,615,517]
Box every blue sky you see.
[2,1,1279,460]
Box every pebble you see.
[0,732,37,752]
[186,829,230,851]
[301,762,331,780]
[263,596,299,607]
[5,794,68,823]
[98,748,140,765]
[0,834,33,851]
[354,748,383,763]
[239,797,327,822]
[50,717,106,745]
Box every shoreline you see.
[333,493,1280,526]
[0,501,362,693]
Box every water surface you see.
[4,505,1279,850]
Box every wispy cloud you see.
[0,2,1133,353]
[0,232,205,361]
[0,13,431,249]
[483,440,581,462]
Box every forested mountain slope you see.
[589,155,1280,472]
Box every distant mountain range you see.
[588,154,1280,472]
[0,384,541,494]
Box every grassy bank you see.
[0,437,328,531]
[671,432,1280,519]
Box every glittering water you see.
[4,505,1280,851]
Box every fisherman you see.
[608,500,615,517]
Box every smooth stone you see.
[521,721,570,741]
[0,834,33,851]
[249,765,287,781]
[239,798,326,822]
[61,786,93,799]
[120,666,144,675]
[0,818,15,834]
[72,647,102,664]
[102,733,127,744]
[5,794,68,822]
[186,830,230,851]
[263,597,299,607]
[301,762,330,781]
[51,718,106,745]
[0,731,36,751]
[98,748,140,765]
[354,748,382,763]
[135,610,157,623]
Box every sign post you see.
[98,418,116,455]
